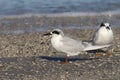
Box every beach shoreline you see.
[0,13,120,34]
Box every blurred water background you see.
[0,0,120,34]
[0,0,120,15]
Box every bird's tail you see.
[83,44,111,51]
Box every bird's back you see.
[59,36,84,55]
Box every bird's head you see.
[100,22,111,30]
[43,29,64,37]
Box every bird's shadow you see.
[36,49,105,62]
[36,55,99,62]
[87,49,106,53]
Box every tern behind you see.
[93,22,113,45]
[92,22,114,57]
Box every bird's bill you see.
[106,26,110,30]
[43,32,51,36]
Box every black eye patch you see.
[52,31,60,34]
[100,23,105,27]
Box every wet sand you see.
[0,16,120,80]
[0,13,120,34]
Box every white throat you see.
[51,34,63,51]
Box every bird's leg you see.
[95,50,103,57]
[60,55,69,64]
[105,50,111,58]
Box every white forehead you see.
[104,23,110,26]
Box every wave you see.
[0,10,120,18]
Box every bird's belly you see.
[95,33,113,45]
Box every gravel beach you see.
[0,15,120,80]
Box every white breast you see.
[94,27,113,45]
[51,35,63,52]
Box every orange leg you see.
[105,50,111,58]
[60,56,69,64]
[95,50,103,57]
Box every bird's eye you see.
[52,31,60,35]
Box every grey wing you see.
[92,29,99,44]
[84,44,111,51]
[82,41,111,51]
[60,37,84,53]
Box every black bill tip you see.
[106,26,110,30]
